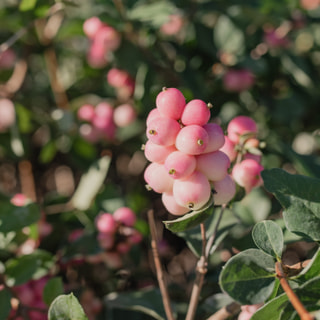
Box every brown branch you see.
[275,262,314,320]
[206,302,241,320]
[147,210,175,320]
[185,223,208,320]
[18,160,37,202]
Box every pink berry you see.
[144,162,174,193]
[203,123,225,153]
[107,68,132,88]
[164,150,196,179]
[83,17,104,39]
[113,103,136,127]
[146,108,161,126]
[180,99,211,126]
[116,242,131,254]
[173,171,211,210]
[160,14,184,36]
[11,193,29,206]
[232,159,264,193]
[161,192,189,215]
[94,25,121,51]
[128,230,143,244]
[175,124,209,155]
[223,69,255,92]
[144,140,176,163]
[212,175,236,205]
[227,116,257,144]
[156,87,186,120]
[147,117,180,146]
[0,98,15,131]
[87,42,108,68]
[113,207,136,227]
[219,136,237,162]
[77,104,96,122]
[196,150,230,181]
[95,213,117,234]
[97,232,115,250]
[0,48,16,69]
[79,123,101,142]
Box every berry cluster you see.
[83,17,121,68]
[77,101,136,143]
[0,98,16,132]
[221,115,264,193]
[95,207,143,254]
[143,88,236,216]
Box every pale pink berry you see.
[164,150,196,179]
[175,124,209,155]
[0,48,16,69]
[79,123,101,143]
[219,136,237,162]
[113,103,136,127]
[144,140,177,163]
[203,123,225,153]
[173,171,211,210]
[83,17,104,39]
[107,68,132,88]
[264,28,290,49]
[160,14,184,36]
[95,213,117,234]
[11,193,29,206]
[95,102,114,118]
[146,108,161,126]
[97,232,115,250]
[94,25,121,51]
[128,230,143,244]
[232,159,264,193]
[196,150,230,181]
[0,98,15,131]
[227,115,257,144]
[144,162,174,193]
[113,207,136,227]
[180,99,211,126]
[223,69,255,92]
[161,192,189,215]
[77,104,96,122]
[87,42,108,68]
[147,117,180,146]
[156,87,186,120]
[212,175,236,205]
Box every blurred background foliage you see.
[0,0,320,319]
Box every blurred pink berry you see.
[97,232,115,250]
[181,99,211,126]
[87,41,108,68]
[79,123,101,143]
[238,304,263,320]
[144,162,174,193]
[175,124,209,155]
[156,87,186,120]
[95,213,117,234]
[173,170,211,210]
[196,150,230,181]
[203,123,225,153]
[160,14,184,36]
[232,159,264,193]
[94,25,121,51]
[219,136,237,162]
[227,116,257,144]
[68,229,84,242]
[113,207,136,227]
[107,68,133,88]
[164,150,196,179]
[162,192,190,215]
[144,140,177,163]
[113,103,137,127]
[212,175,236,205]
[147,117,181,146]
[128,230,143,244]
[11,193,29,206]
[264,28,290,49]
[223,69,255,92]
[116,241,131,254]
[300,0,320,9]
[0,98,15,132]
[83,17,104,39]
[0,48,16,69]
[77,104,96,122]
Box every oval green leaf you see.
[43,277,65,306]
[219,249,276,305]
[252,220,284,260]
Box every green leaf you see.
[43,277,65,306]
[71,155,112,211]
[296,248,320,282]
[0,289,12,320]
[163,196,214,233]
[219,248,276,305]
[105,288,170,320]
[48,293,88,320]
[39,140,57,163]
[5,250,54,286]
[262,168,320,241]
[19,0,37,11]
[252,220,284,260]
[0,201,41,233]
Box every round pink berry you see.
[79,123,101,143]
[160,14,184,36]
[212,175,236,205]
[203,123,225,153]
[87,42,108,68]
[219,136,237,162]
[227,115,257,144]
[95,213,117,234]
[144,140,176,163]
[196,150,230,181]
[144,162,174,193]
[156,87,186,120]
[175,124,209,155]
[113,207,136,227]
[83,17,104,39]
[128,230,143,244]
[146,117,180,146]
[232,159,264,193]
[113,103,136,127]
[223,69,255,92]
[180,99,211,126]
[0,48,16,69]
[173,170,211,210]
[0,98,15,132]
[107,68,131,88]
[77,104,96,122]
[164,150,196,179]
[146,108,161,126]
[11,193,29,206]
[97,232,115,250]
[94,25,121,51]
[161,192,190,216]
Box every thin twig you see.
[147,210,175,320]
[185,223,208,320]
[275,262,314,320]
[206,302,241,320]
